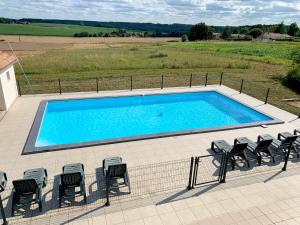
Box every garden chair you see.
[103,156,131,203]
[58,163,87,207]
[12,168,47,216]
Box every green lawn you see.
[15,41,300,114]
[0,23,117,36]
[172,41,300,65]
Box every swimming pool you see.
[23,91,282,154]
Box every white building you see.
[0,51,18,111]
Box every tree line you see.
[186,22,300,41]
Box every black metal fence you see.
[16,72,300,116]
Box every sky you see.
[0,0,299,26]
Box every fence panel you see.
[133,75,162,89]
[193,154,223,186]
[99,76,131,91]
[163,74,190,88]
[60,78,96,93]
[18,79,59,95]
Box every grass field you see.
[0,23,117,36]
[12,39,300,114]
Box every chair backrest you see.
[107,163,127,178]
[13,179,38,195]
[60,172,82,187]
[255,139,273,153]
[281,135,298,148]
[230,143,248,156]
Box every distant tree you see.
[240,27,249,34]
[98,32,103,37]
[93,33,97,37]
[221,26,231,40]
[248,28,263,38]
[274,21,286,34]
[188,23,213,41]
[288,22,299,36]
[181,34,188,42]
[231,27,239,34]
[103,33,111,37]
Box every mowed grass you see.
[0,23,117,36]
[15,41,300,114]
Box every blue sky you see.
[0,0,299,25]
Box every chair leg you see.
[38,201,42,212]
[59,186,62,208]
[257,155,262,166]
[125,172,131,193]
[231,157,235,170]
[81,181,87,204]
[11,204,15,217]
[11,192,16,217]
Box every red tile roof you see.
[0,51,17,72]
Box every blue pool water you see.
[35,91,273,147]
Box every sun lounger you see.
[211,140,249,170]
[234,137,273,165]
[258,133,299,160]
[12,168,47,216]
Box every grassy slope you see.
[15,41,300,114]
[0,23,117,36]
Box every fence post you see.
[105,177,110,206]
[205,73,208,86]
[192,157,199,189]
[187,157,194,190]
[265,88,270,104]
[189,73,193,88]
[282,144,293,171]
[161,74,164,89]
[96,77,99,93]
[220,72,223,86]
[239,79,244,94]
[130,76,133,91]
[58,79,62,95]
[220,153,228,183]
[0,194,7,225]
[17,80,22,96]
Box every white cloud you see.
[0,0,299,25]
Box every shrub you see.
[284,65,300,92]
[150,52,168,58]
[181,34,188,42]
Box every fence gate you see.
[188,153,227,189]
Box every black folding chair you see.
[12,168,47,216]
[58,163,86,207]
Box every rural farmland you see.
[1,35,298,114]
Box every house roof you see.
[258,33,292,39]
[0,51,17,72]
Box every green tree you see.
[221,26,231,40]
[188,23,213,41]
[274,21,286,34]
[181,34,188,42]
[248,28,263,38]
[288,22,299,36]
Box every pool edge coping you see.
[22,89,284,155]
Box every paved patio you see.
[0,85,300,224]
